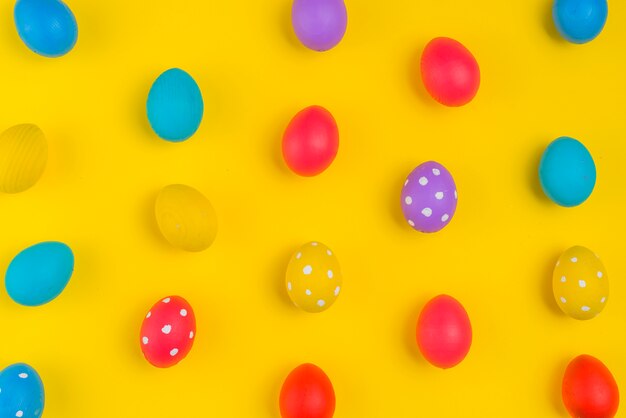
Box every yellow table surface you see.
[1,0,625,417]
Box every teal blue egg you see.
[5,241,74,306]
[0,363,45,418]
[146,68,204,142]
[539,137,596,207]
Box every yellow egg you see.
[286,241,342,313]
[0,124,47,193]
[155,184,217,252]
[553,246,608,320]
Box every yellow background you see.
[0,0,625,416]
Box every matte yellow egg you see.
[286,241,342,313]
[553,246,608,320]
[0,124,47,193]
[155,184,217,252]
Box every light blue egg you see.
[14,0,78,58]
[553,0,608,44]
[146,68,204,142]
[539,137,596,207]
[5,241,74,306]
[0,363,45,418]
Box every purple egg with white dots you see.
[401,161,458,233]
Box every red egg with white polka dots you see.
[140,296,196,368]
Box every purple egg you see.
[401,161,458,233]
[291,0,347,51]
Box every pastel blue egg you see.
[14,0,78,58]
[5,241,74,306]
[0,363,45,418]
[539,137,596,207]
[553,0,608,44]
[146,68,204,142]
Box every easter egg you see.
[401,161,458,233]
[416,295,472,369]
[0,124,47,194]
[553,0,608,44]
[420,37,480,107]
[286,242,342,313]
[5,241,74,307]
[282,106,339,177]
[147,68,204,142]
[539,137,596,207]
[14,0,78,57]
[155,184,217,252]
[0,363,45,418]
[140,296,196,368]
[280,363,335,418]
[553,246,608,320]
[292,0,347,51]
[562,355,619,418]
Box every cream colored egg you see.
[553,246,608,320]
[286,241,342,313]
[0,124,47,193]
[155,184,217,252]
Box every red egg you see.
[562,355,619,418]
[279,363,335,418]
[420,37,480,107]
[282,106,339,176]
[140,296,196,368]
[416,294,472,369]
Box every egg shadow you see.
[541,251,565,317]
[132,71,159,142]
[272,243,301,311]
[542,1,566,43]
[388,165,417,230]
[404,298,429,366]
[267,363,293,416]
[408,45,436,106]
[528,142,551,203]
[550,358,569,415]
[278,0,304,50]
[267,109,294,176]
[121,299,152,370]
[140,187,174,252]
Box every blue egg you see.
[5,241,75,306]
[0,363,45,418]
[146,68,204,142]
[553,0,608,44]
[14,0,78,57]
[539,137,596,207]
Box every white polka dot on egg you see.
[435,192,444,200]
[561,276,566,283]
[305,289,312,296]
[597,271,603,278]
[142,337,149,345]
[317,300,326,307]
[579,280,586,288]
[327,270,333,279]
[560,297,567,303]
[571,257,578,263]
[296,252,302,259]
[189,331,194,339]
[408,219,415,227]
[581,306,591,312]
[287,282,292,291]
[419,176,428,186]
[422,208,432,217]
[303,265,313,275]
[18,373,28,379]
[405,196,413,205]
[161,325,172,334]
[441,214,449,222]
[432,168,440,176]
[335,286,341,296]
[16,411,23,418]
[170,348,179,356]
[180,309,188,317]
[163,298,171,303]
[601,297,606,303]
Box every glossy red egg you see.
[562,355,619,418]
[420,37,480,107]
[416,294,472,369]
[279,363,335,418]
[282,106,339,176]
[140,296,196,368]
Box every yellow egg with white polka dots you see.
[286,241,342,313]
[553,246,608,320]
